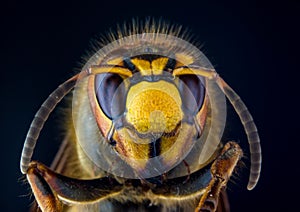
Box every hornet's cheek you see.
[113,128,151,171]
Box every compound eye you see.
[178,75,206,114]
[95,73,126,119]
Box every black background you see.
[1,1,299,211]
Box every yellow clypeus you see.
[126,80,183,133]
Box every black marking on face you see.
[149,138,162,158]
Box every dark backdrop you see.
[1,1,298,211]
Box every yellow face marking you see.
[115,128,150,160]
[90,66,132,77]
[130,58,151,75]
[106,57,124,66]
[161,123,197,165]
[130,57,169,75]
[175,53,194,67]
[126,81,183,133]
[151,57,169,75]
[172,67,215,79]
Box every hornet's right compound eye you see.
[95,73,126,119]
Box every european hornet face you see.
[20,22,261,212]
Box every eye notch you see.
[123,57,137,73]
[95,73,126,119]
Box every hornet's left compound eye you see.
[178,75,206,114]
[95,73,126,119]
